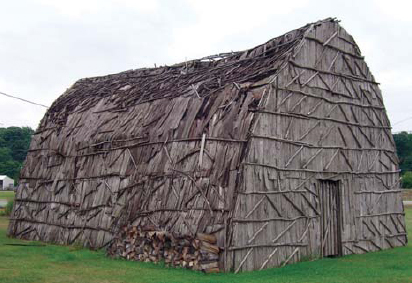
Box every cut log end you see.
[108,225,221,273]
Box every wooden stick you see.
[284,117,295,140]
[233,216,316,223]
[127,148,137,169]
[289,60,378,86]
[240,190,307,195]
[354,190,402,194]
[353,244,368,253]
[275,87,384,110]
[304,36,364,59]
[255,109,390,129]
[245,197,265,218]
[170,169,213,215]
[302,149,323,169]
[199,134,206,167]
[356,212,405,218]
[324,149,339,171]
[272,220,298,243]
[282,247,300,267]
[10,218,112,233]
[234,247,253,273]
[260,248,278,270]
[230,242,307,251]
[242,162,400,175]
[247,222,269,244]
[285,146,303,168]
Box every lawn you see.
[0,208,411,283]
[0,191,15,202]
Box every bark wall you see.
[229,20,406,272]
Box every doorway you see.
[319,180,342,257]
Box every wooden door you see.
[320,180,342,257]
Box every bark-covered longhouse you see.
[8,18,407,272]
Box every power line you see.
[0,91,49,108]
[393,116,412,126]
[1,89,411,127]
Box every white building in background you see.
[0,175,14,190]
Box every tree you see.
[0,127,34,183]
[0,160,21,180]
[393,131,412,188]
[393,131,412,173]
[401,171,412,189]
[0,127,34,162]
[0,147,12,163]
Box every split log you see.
[107,225,221,273]
[197,233,217,244]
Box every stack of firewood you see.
[108,225,221,273]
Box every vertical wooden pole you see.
[199,133,206,168]
[224,215,227,272]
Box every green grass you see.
[0,191,15,202]
[0,207,411,283]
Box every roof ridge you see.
[45,18,339,121]
[80,18,339,82]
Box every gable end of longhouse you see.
[228,20,405,272]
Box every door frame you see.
[319,179,343,257]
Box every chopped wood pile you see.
[108,225,221,273]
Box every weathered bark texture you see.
[8,18,407,272]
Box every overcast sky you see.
[1,0,411,132]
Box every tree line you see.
[393,131,412,188]
[0,127,34,183]
[0,127,411,187]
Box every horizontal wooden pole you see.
[229,242,307,251]
[304,35,364,59]
[100,137,247,151]
[254,109,391,129]
[20,169,212,183]
[242,162,400,175]
[250,134,395,153]
[10,218,112,233]
[233,216,317,223]
[276,87,384,110]
[343,233,407,243]
[20,173,122,181]
[14,199,111,212]
[289,60,378,85]
[77,135,148,151]
[355,212,405,218]
[28,137,247,157]
[239,190,307,195]
[384,233,407,238]
[353,190,402,194]
[15,198,81,207]
[136,208,229,215]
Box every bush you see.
[402,171,412,188]
[5,200,13,216]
